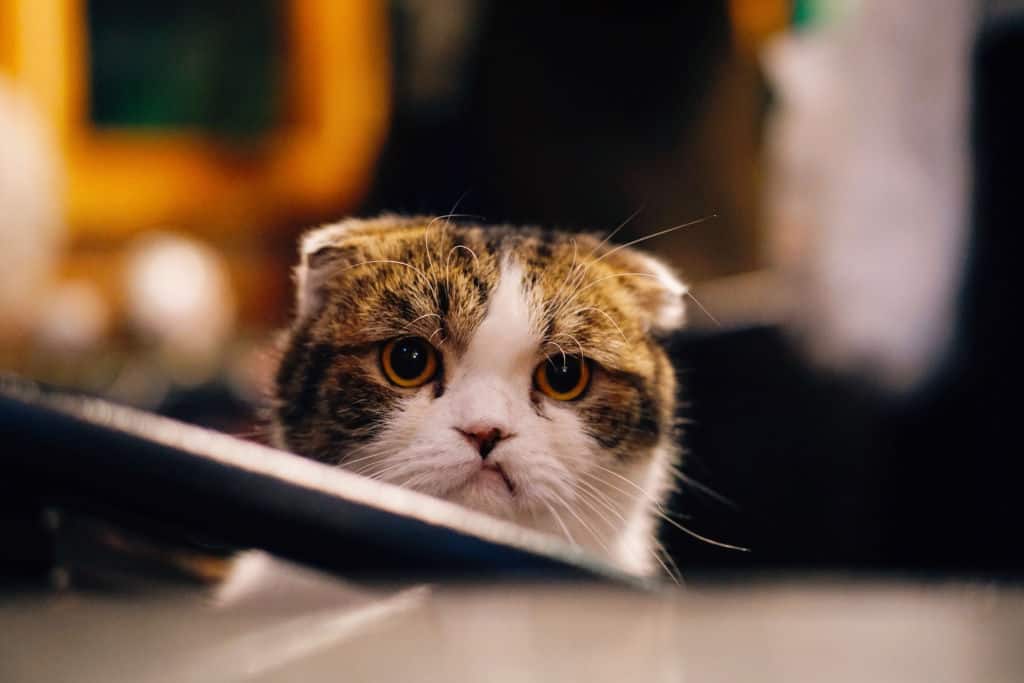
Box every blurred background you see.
[1,0,1022,579]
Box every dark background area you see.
[364,3,1024,578]
[365,2,760,283]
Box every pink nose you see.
[456,426,509,458]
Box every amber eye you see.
[534,355,591,401]
[380,337,439,388]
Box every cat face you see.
[273,215,685,567]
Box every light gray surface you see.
[3,577,1023,682]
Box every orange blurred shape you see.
[729,0,790,54]
[0,0,391,240]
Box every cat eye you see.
[380,337,439,388]
[534,355,591,401]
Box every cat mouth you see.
[474,462,516,495]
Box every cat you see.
[271,214,688,575]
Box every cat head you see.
[273,215,686,556]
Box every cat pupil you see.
[391,339,428,379]
[546,357,582,393]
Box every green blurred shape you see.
[86,0,284,140]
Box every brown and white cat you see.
[271,215,687,575]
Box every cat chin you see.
[445,471,519,519]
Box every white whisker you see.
[564,306,629,344]
[572,271,659,299]
[549,272,658,324]
[446,244,479,266]
[561,457,749,553]
[588,204,647,262]
[552,492,610,554]
[546,238,579,317]
[553,332,587,360]
[575,478,627,522]
[653,539,683,584]
[654,509,749,552]
[668,463,736,508]
[686,290,721,327]
[593,214,716,267]
[561,206,646,302]
[339,448,389,470]
[401,312,443,332]
[540,498,578,547]
[428,325,446,346]
[544,340,570,367]
[338,259,432,290]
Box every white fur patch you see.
[457,259,538,385]
[633,252,688,333]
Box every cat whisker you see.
[574,477,628,522]
[327,439,384,467]
[588,204,647,264]
[393,470,437,490]
[552,332,587,361]
[651,507,749,552]
[337,446,386,469]
[572,478,683,582]
[685,290,721,327]
[572,271,659,300]
[546,238,580,318]
[401,312,444,333]
[429,192,472,262]
[563,306,629,344]
[428,326,446,347]
[575,459,665,506]
[546,214,714,323]
[350,461,400,480]
[551,491,610,554]
[591,214,717,269]
[428,212,482,227]
[556,205,647,305]
[667,463,737,508]
[353,453,420,481]
[430,205,458,309]
[563,460,749,552]
[443,243,481,312]
[549,272,659,325]
[544,340,570,367]
[426,200,473,322]
[573,470,651,512]
[356,462,411,483]
[424,222,437,288]
[540,498,578,547]
[338,259,433,292]
[572,483,625,530]
[591,484,744,552]
[342,451,397,474]
[569,488,643,565]
[446,244,479,269]
[653,539,684,585]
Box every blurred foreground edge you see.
[0,378,641,587]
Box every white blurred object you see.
[35,280,111,351]
[124,233,236,381]
[763,0,976,391]
[0,77,64,341]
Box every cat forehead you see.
[298,216,686,371]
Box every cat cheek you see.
[579,389,661,458]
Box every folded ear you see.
[614,249,688,335]
[293,220,360,322]
[293,214,433,321]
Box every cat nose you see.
[455,426,510,458]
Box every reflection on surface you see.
[3,575,1022,682]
